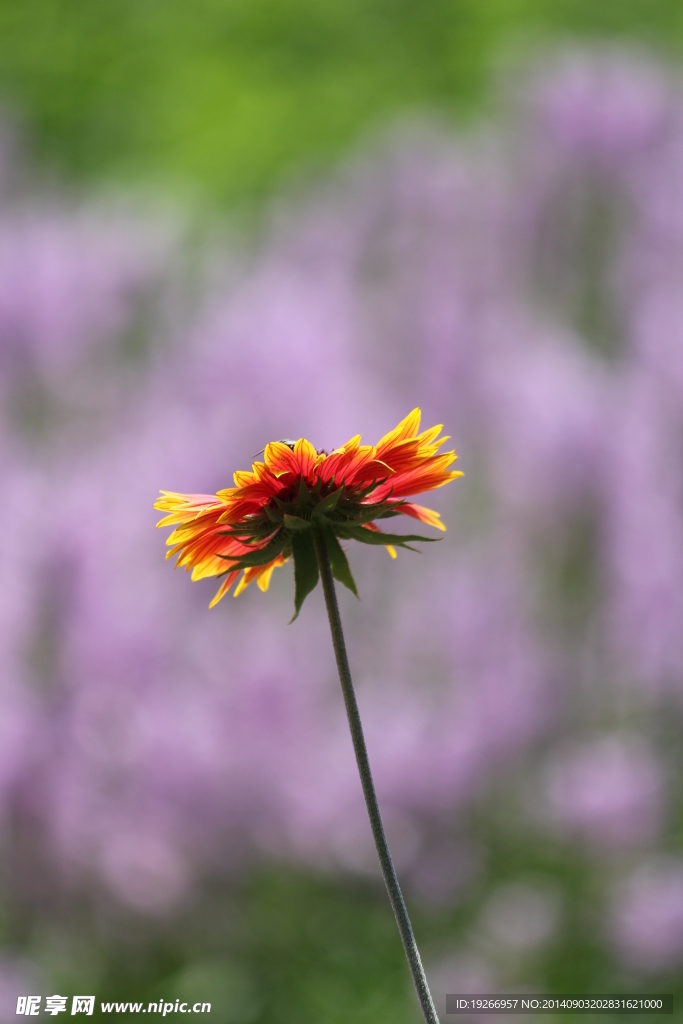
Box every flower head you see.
[155,409,462,618]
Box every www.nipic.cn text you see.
[16,996,211,1015]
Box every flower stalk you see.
[313,528,440,1024]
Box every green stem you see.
[313,530,440,1024]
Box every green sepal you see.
[290,530,320,622]
[218,521,273,538]
[350,478,382,501]
[321,524,358,598]
[214,567,236,581]
[335,504,396,526]
[273,495,299,514]
[298,477,312,509]
[311,477,324,499]
[283,514,312,531]
[216,532,286,568]
[323,501,402,526]
[265,504,285,524]
[334,525,440,549]
[314,483,345,516]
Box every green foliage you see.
[217,531,287,569]
[0,0,681,205]
[215,473,438,615]
[320,524,359,599]
[335,525,438,550]
[314,484,345,516]
[23,813,683,1022]
[290,529,319,621]
[283,514,312,531]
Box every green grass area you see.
[1,0,682,204]
[45,818,683,1022]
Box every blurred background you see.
[1,2,683,1021]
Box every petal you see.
[256,555,287,592]
[398,502,447,531]
[389,455,463,499]
[340,446,390,488]
[264,441,300,478]
[340,433,362,452]
[317,447,357,485]
[233,554,288,598]
[154,492,225,528]
[233,469,257,488]
[415,424,445,447]
[209,571,240,608]
[374,408,422,458]
[233,571,251,597]
[293,438,318,479]
[216,486,238,502]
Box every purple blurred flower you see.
[478,318,608,519]
[0,198,178,452]
[427,952,496,1013]
[602,374,683,694]
[0,207,165,370]
[543,735,665,850]
[478,881,561,954]
[99,828,191,913]
[632,287,683,405]
[408,839,483,907]
[533,51,671,164]
[0,957,43,1024]
[610,859,683,973]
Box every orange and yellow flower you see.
[155,408,462,615]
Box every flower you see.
[155,408,461,617]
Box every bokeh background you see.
[1,3,683,1021]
